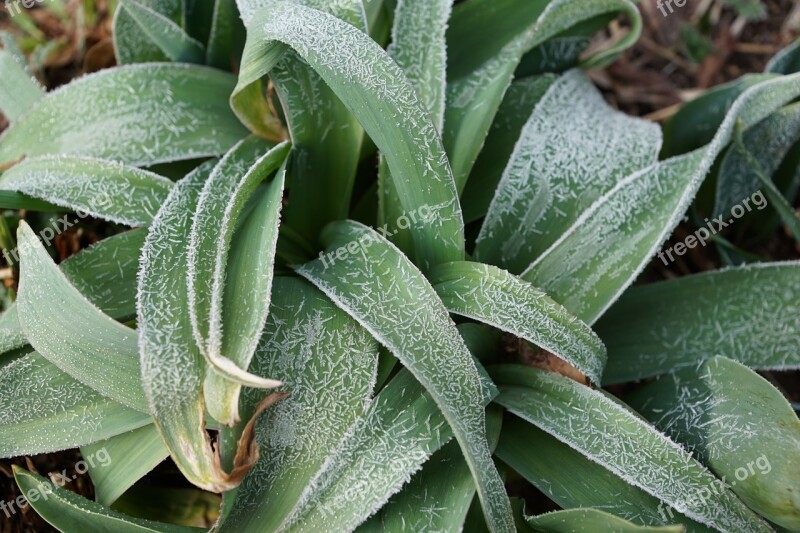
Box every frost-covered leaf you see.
[0,352,150,457]
[767,39,800,74]
[598,262,800,384]
[379,0,452,256]
[0,156,173,227]
[521,73,800,324]
[0,64,248,167]
[492,365,770,532]
[460,75,555,224]
[444,0,641,190]
[118,0,205,63]
[82,425,170,507]
[475,70,662,272]
[627,356,800,530]
[16,222,147,412]
[206,0,245,69]
[188,138,288,424]
[0,48,44,122]
[496,416,713,532]
[516,505,684,533]
[235,0,465,269]
[714,102,800,217]
[661,74,774,157]
[13,468,199,533]
[359,406,503,533]
[297,220,513,532]
[113,0,183,64]
[270,0,366,246]
[139,161,259,493]
[428,261,606,384]
[218,277,379,531]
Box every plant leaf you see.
[218,276,379,530]
[139,161,262,493]
[597,262,800,384]
[113,0,183,64]
[475,70,661,273]
[460,75,556,224]
[16,222,147,412]
[378,0,453,257]
[428,261,606,384]
[0,48,44,122]
[297,220,513,533]
[206,0,246,70]
[13,467,200,533]
[0,156,173,226]
[714,102,800,217]
[359,405,504,533]
[492,365,771,532]
[119,0,206,63]
[496,416,713,532]
[767,38,800,74]
[444,0,642,191]
[234,0,465,269]
[82,425,170,507]
[187,138,289,423]
[515,505,684,533]
[0,352,150,457]
[0,64,248,167]
[627,356,800,530]
[521,73,800,324]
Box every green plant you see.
[0,1,798,532]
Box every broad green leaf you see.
[82,425,170,507]
[188,138,288,423]
[0,190,60,211]
[661,74,774,157]
[297,221,513,533]
[0,227,147,356]
[239,363,495,533]
[359,406,504,533]
[732,119,800,242]
[0,64,248,167]
[492,365,771,532]
[0,352,150,457]
[234,1,465,269]
[515,505,684,533]
[139,161,257,492]
[219,276,379,531]
[244,0,367,245]
[119,0,206,63]
[598,263,800,384]
[13,467,200,533]
[521,73,800,324]
[0,156,173,227]
[767,39,800,74]
[113,0,183,64]
[714,102,800,217]
[0,48,44,121]
[379,0,452,256]
[475,70,661,272]
[428,261,606,384]
[445,0,642,191]
[496,416,713,532]
[628,356,800,530]
[460,75,556,224]
[16,222,147,412]
[206,0,245,70]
